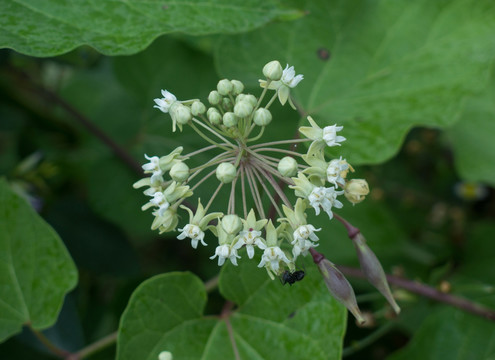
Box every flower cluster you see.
[134,60,370,280]
[132,60,398,321]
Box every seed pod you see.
[312,250,364,324]
[352,233,401,314]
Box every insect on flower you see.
[281,269,305,286]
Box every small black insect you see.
[281,270,305,286]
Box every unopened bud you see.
[263,60,283,81]
[191,101,206,116]
[222,97,233,111]
[169,161,189,182]
[253,108,272,126]
[231,80,244,95]
[352,233,401,314]
[278,156,297,177]
[207,107,222,125]
[208,90,222,105]
[344,179,369,204]
[316,257,365,324]
[234,100,253,118]
[170,103,191,125]
[222,214,242,235]
[158,351,173,360]
[223,112,238,127]
[217,79,233,95]
[216,162,237,183]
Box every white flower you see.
[210,245,240,266]
[150,192,170,216]
[258,246,291,273]
[292,239,318,258]
[233,229,267,259]
[281,65,304,88]
[142,154,163,176]
[308,186,344,219]
[322,125,346,147]
[327,157,349,187]
[154,89,177,113]
[177,224,206,249]
[292,224,321,244]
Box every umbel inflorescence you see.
[134,60,400,320]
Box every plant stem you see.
[250,165,283,218]
[342,322,395,357]
[250,138,310,148]
[189,122,232,151]
[67,332,118,360]
[191,118,235,148]
[30,327,69,358]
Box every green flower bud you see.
[222,97,233,111]
[217,79,233,96]
[352,233,401,314]
[216,162,237,183]
[207,107,222,125]
[169,161,189,182]
[263,60,283,81]
[191,101,206,116]
[223,112,238,128]
[231,80,244,95]
[244,94,258,108]
[278,156,298,177]
[312,251,364,324]
[344,179,370,204]
[221,214,242,235]
[171,103,191,125]
[253,108,272,126]
[234,100,253,118]
[208,90,222,105]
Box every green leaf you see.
[388,301,495,360]
[446,76,495,186]
[0,0,296,57]
[0,178,77,343]
[118,266,346,359]
[216,0,495,165]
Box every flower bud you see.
[216,162,237,183]
[231,80,244,95]
[222,97,233,111]
[208,90,222,105]
[278,156,298,177]
[191,101,206,116]
[253,108,272,126]
[207,107,222,125]
[221,214,242,235]
[316,257,365,324]
[223,112,238,128]
[243,94,258,108]
[344,179,370,204]
[169,161,189,182]
[158,351,173,360]
[352,233,401,314]
[152,208,178,231]
[217,79,233,95]
[234,100,253,118]
[171,103,191,125]
[263,60,283,81]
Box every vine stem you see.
[221,301,241,360]
[66,332,118,360]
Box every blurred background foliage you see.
[1,0,495,358]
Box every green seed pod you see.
[315,255,365,324]
[352,233,401,314]
[253,108,272,126]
